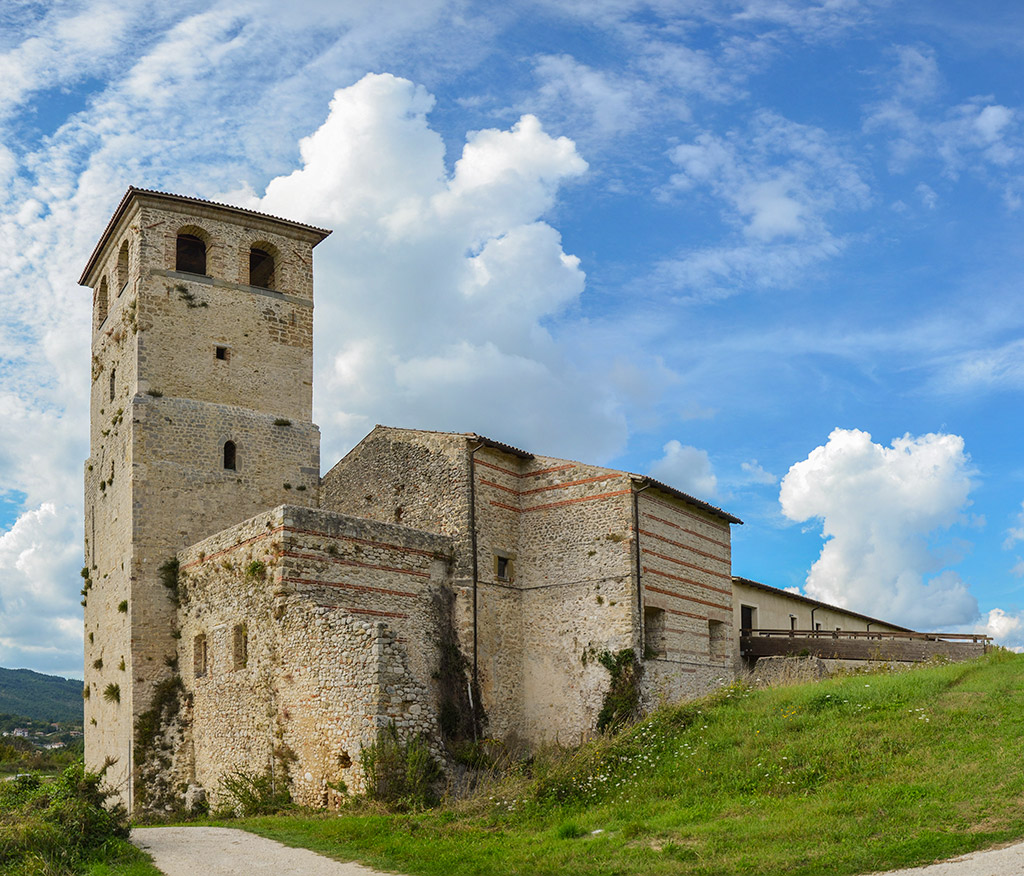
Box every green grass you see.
[228,652,1024,876]
[0,763,162,876]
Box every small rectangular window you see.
[644,606,666,657]
[709,619,729,661]
[215,346,228,361]
[494,554,513,581]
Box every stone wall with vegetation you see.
[175,504,450,808]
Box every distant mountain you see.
[0,667,83,725]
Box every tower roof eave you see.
[78,187,333,287]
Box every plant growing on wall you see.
[596,649,643,732]
[103,683,120,704]
[429,588,483,743]
[158,557,181,606]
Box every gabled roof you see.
[459,429,740,524]
[631,475,742,524]
[467,433,535,460]
[79,187,332,286]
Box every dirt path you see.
[133,825,1024,876]
[131,826,397,876]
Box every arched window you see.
[223,440,237,471]
[117,240,130,295]
[249,247,275,289]
[96,278,109,326]
[176,233,207,275]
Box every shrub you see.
[360,721,441,811]
[215,769,291,817]
[0,762,132,875]
[103,683,120,704]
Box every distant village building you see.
[80,188,989,813]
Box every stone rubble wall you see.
[83,200,146,800]
[636,490,735,710]
[321,427,473,577]
[177,505,450,809]
[472,448,638,744]
[320,428,742,746]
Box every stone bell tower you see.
[79,188,330,807]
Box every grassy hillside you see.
[237,651,1024,876]
[0,667,82,724]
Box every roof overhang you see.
[631,475,742,525]
[79,187,332,287]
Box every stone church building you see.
[81,188,968,813]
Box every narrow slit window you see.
[109,368,116,402]
[232,624,248,670]
[708,619,729,661]
[96,278,109,326]
[223,440,237,471]
[194,634,207,678]
[249,248,274,289]
[644,606,666,657]
[117,240,130,295]
[176,233,207,275]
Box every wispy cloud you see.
[653,110,870,298]
[865,44,1023,195]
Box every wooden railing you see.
[745,629,991,644]
[740,628,991,662]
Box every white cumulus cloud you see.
[252,73,623,465]
[780,428,978,629]
[648,440,717,498]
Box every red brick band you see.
[347,607,409,619]
[640,545,731,587]
[644,578,731,612]
[281,575,420,598]
[640,500,731,549]
[490,488,632,514]
[638,522,730,565]
[283,552,428,579]
[475,459,576,479]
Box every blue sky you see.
[3,0,1024,678]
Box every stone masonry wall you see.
[321,428,742,746]
[637,490,735,709]
[177,505,450,808]
[81,191,326,810]
[83,203,144,800]
[321,427,472,577]
[472,448,638,744]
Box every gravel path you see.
[133,825,1024,876]
[871,841,1024,876]
[131,826,397,876]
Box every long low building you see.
[733,577,989,664]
